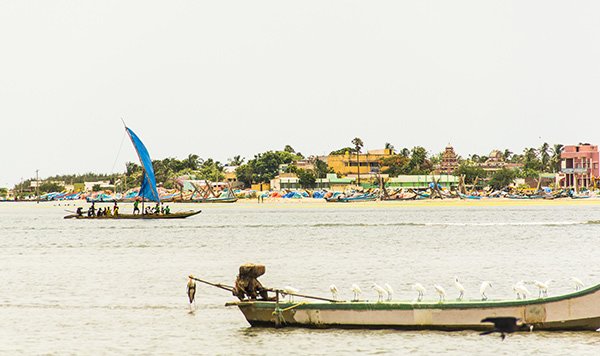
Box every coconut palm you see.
[351,137,364,184]
[551,144,564,173]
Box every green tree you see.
[455,162,486,184]
[539,143,550,171]
[384,142,395,152]
[197,158,224,181]
[488,168,517,190]
[523,147,542,172]
[314,158,332,178]
[550,144,564,173]
[92,184,101,192]
[380,155,410,176]
[284,145,296,153]
[408,146,431,174]
[228,155,245,166]
[329,147,355,155]
[297,169,316,188]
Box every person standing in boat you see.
[154,202,160,214]
[113,202,119,216]
[76,207,83,217]
[164,205,170,215]
[133,200,140,215]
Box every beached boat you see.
[189,196,238,203]
[226,284,600,331]
[64,125,201,220]
[325,193,377,203]
[64,210,201,219]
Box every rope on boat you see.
[280,302,307,312]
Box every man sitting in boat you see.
[154,202,160,214]
[76,207,83,217]
[113,202,119,216]
[133,200,140,215]
[164,205,170,215]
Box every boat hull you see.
[63,210,201,219]
[227,284,600,331]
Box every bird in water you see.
[384,283,394,302]
[479,281,492,301]
[187,276,197,312]
[282,286,299,302]
[571,277,585,291]
[480,317,533,340]
[512,281,530,299]
[453,276,465,300]
[371,283,387,303]
[351,284,362,301]
[434,284,446,302]
[412,283,426,302]
[329,284,339,300]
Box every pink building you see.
[559,144,600,189]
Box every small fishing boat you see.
[189,196,238,203]
[64,210,201,219]
[325,193,377,203]
[65,124,201,220]
[226,284,600,331]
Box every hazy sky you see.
[1,1,599,186]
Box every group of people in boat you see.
[75,201,171,218]
[133,200,170,215]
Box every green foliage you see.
[91,184,101,192]
[488,168,517,190]
[455,162,486,184]
[297,169,316,188]
[329,147,356,155]
[197,158,224,182]
[38,182,65,193]
[314,158,333,178]
[380,155,410,176]
[235,150,302,186]
[408,146,432,174]
[228,155,245,166]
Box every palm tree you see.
[186,154,200,170]
[551,144,564,173]
[228,155,245,166]
[503,149,513,161]
[351,137,364,185]
[539,143,550,172]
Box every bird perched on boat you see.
[434,284,446,302]
[530,280,552,298]
[453,276,465,300]
[351,284,362,302]
[187,276,197,312]
[479,281,492,301]
[412,283,426,302]
[384,283,394,302]
[512,281,530,299]
[571,277,585,291]
[282,286,299,302]
[371,283,387,303]
[480,317,533,341]
[329,284,339,300]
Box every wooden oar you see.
[189,276,234,292]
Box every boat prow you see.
[226,283,600,331]
[64,210,201,219]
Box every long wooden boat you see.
[187,196,238,203]
[325,195,378,203]
[64,210,201,219]
[226,283,600,331]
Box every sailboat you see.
[64,125,201,219]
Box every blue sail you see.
[126,127,160,202]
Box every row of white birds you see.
[281,277,586,303]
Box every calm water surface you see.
[1,202,599,355]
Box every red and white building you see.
[559,144,600,189]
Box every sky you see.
[1,1,600,187]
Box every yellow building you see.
[327,148,394,176]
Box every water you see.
[1,201,599,355]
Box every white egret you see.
[412,283,426,301]
[351,284,362,301]
[571,277,584,291]
[282,286,299,302]
[512,281,530,299]
[434,284,446,302]
[384,283,394,301]
[532,280,552,298]
[453,276,465,300]
[329,284,339,300]
[371,283,387,303]
[479,281,492,301]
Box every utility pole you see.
[36,169,39,204]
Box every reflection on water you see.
[1,202,599,355]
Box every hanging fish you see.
[187,276,197,311]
